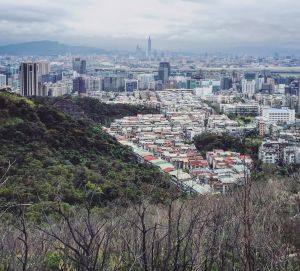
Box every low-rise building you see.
[220,102,260,116]
[261,107,295,125]
[259,139,300,165]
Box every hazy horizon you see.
[1,0,300,54]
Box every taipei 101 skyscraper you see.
[147,36,152,59]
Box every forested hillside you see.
[34,95,160,125]
[0,90,175,212]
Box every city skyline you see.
[2,0,300,53]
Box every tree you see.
[39,202,115,271]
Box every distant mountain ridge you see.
[0,40,107,56]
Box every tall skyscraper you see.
[37,62,50,76]
[220,76,232,90]
[158,62,171,83]
[147,36,152,58]
[241,79,256,98]
[73,77,86,94]
[0,74,6,88]
[72,58,87,74]
[298,79,300,113]
[20,63,39,96]
[241,72,258,97]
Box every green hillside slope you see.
[34,95,160,125]
[0,91,175,210]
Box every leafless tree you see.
[0,160,15,187]
[39,202,116,271]
[0,170,298,270]
[16,206,29,271]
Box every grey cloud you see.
[180,0,218,4]
[0,9,63,23]
[0,2,68,23]
[1,0,300,52]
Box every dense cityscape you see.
[1,37,299,195]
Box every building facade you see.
[259,139,300,165]
[158,62,171,83]
[261,107,295,124]
[20,63,39,96]
[0,74,6,88]
[242,79,256,98]
[72,58,87,74]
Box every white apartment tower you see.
[37,62,50,75]
[0,74,6,88]
[241,79,256,98]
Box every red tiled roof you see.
[189,160,209,166]
[144,155,156,161]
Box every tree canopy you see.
[0,91,177,212]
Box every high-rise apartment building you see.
[19,62,51,96]
[102,76,125,91]
[298,78,300,113]
[20,63,39,96]
[147,36,152,59]
[73,77,86,94]
[242,79,256,98]
[72,58,87,74]
[220,76,232,90]
[158,62,171,83]
[0,74,6,88]
[37,62,50,75]
[87,77,102,92]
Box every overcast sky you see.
[1,0,300,52]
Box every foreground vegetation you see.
[0,172,299,270]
